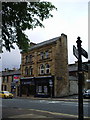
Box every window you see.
[25,67,28,75]
[26,56,28,63]
[29,66,33,75]
[40,64,45,75]
[29,55,32,63]
[38,86,42,93]
[45,64,50,74]
[7,76,9,82]
[40,52,44,60]
[4,85,7,91]
[45,51,49,58]
[3,77,5,83]
[44,86,48,93]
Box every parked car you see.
[0,91,13,99]
[83,89,90,99]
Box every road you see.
[1,98,90,119]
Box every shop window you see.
[40,64,45,75]
[44,86,48,93]
[38,86,42,93]
[29,66,33,75]
[25,67,28,75]
[45,64,50,74]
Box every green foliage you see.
[2,2,57,52]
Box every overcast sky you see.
[1,0,89,71]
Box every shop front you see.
[34,76,54,98]
[20,77,35,97]
[20,76,54,97]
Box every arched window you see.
[40,64,45,74]
[45,64,50,74]
[25,67,28,75]
[29,66,33,75]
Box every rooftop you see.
[2,69,21,76]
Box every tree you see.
[2,2,57,52]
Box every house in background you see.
[85,60,90,89]
[68,61,89,95]
[20,33,69,97]
[2,68,21,96]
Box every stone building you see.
[68,61,89,95]
[1,69,21,96]
[85,60,90,89]
[20,33,69,97]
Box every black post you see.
[76,37,83,120]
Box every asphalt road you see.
[1,98,90,119]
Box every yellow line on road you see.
[29,109,90,118]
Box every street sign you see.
[81,47,88,59]
[73,45,78,59]
[73,45,88,59]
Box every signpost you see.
[73,37,88,120]
[73,45,78,59]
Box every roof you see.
[20,36,61,54]
[29,36,60,51]
[68,65,78,72]
[68,61,89,72]
[2,70,21,76]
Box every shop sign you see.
[13,75,20,83]
[22,81,34,85]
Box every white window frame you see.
[40,64,45,75]
[45,64,50,74]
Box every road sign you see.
[73,45,88,59]
[81,47,88,59]
[73,45,78,59]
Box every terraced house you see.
[20,33,69,97]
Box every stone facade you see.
[68,61,89,95]
[1,69,21,96]
[20,33,69,97]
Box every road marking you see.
[28,109,90,118]
[9,113,49,118]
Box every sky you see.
[1,0,89,71]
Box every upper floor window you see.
[3,76,5,83]
[29,55,32,63]
[40,64,45,75]
[40,52,45,60]
[45,64,50,74]
[25,67,28,75]
[26,56,28,63]
[7,76,9,82]
[45,51,49,58]
[29,66,33,75]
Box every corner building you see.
[20,33,69,97]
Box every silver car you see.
[83,89,90,99]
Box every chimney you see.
[30,42,36,47]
